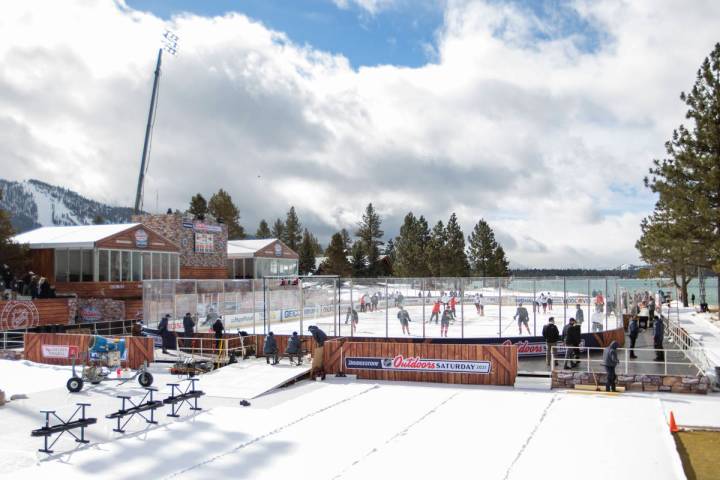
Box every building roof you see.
[227,238,277,258]
[12,224,141,249]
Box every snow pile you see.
[0,359,73,397]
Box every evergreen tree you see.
[308,231,323,255]
[426,220,447,277]
[491,245,510,277]
[0,189,29,273]
[271,218,285,240]
[283,206,302,251]
[393,212,429,277]
[639,43,720,303]
[468,219,498,277]
[384,238,396,264]
[208,189,246,239]
[320,232,351,276]
[355,203,384,276]
[92,214,104,225]
[350,241,367,277]
[340,228,352,251]
[255,219,272,239]
[444,213,469,276]
[298,229,317,275]
[188,193,208,217]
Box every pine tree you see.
[298,229,317,275]
[426,220,447,277]
[639,43,720,303]
[0,189,29,273]
[320,232,351,276]
[308,231,323,255]
[271,218,285,240]
[340,228,352,251]
[208,189,246,239]
[188,193,208,217]
[444,213,469,276]
[393,212,429,277]
[92,214,104,225]
[350,241,367,277]
[468,219,498,277]
[255,219,272,239]
[283,206,302,251]
[491,245,510,277]
[355,203,384,276]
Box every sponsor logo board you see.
[345,355,491,374]
[1,301,40,330]
[41,345,79,359]
[134,229,149,248]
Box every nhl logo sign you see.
[1,301,40,331]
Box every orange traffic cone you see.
[669,411,679,433]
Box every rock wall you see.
[135,213,227,269]
[552,370,709,394]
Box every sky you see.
[1,0,719,268]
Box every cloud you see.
[331,0,397,15]
[1,0,719,267]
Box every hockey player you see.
[397,306,411,335]
[546,292,553,311]
[474,293,485,316]
[428,300,441,324]
[514,303,531,335]
[440,307,452,337]
[448,295,458,322]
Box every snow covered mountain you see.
[0,179,136,233]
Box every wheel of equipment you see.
[138,371,154,387]
[67,377,84,393]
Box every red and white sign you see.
[345,355,491,374]
[0,301,40,331]
[41,344,80,359]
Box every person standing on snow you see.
[542,317,560,366]
[308,325,328,380]
[602,341,620,392]
[263,332,279,365]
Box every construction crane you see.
[134,30,179,214]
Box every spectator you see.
[628,316,639,359]
[157,314,174,355]
[563,318,581,369]
[30,275,39,299]
[285,331,302,366]
[397,306,411,335]
[542,317,560,367]
[428,300,441,324]
[647,297,656,325]
[602,341,620,392]
[653,316,664,361]
[308,325,328,380]
[575,304,584,326]
[212,315,225,351]
[263,332,279,365]
[182,312,195,349]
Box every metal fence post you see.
[533,279,537,337]
[605,277,609,330]
[498,278,502,338]
[587,348,590,373]
[385,282,389,339]
[422,278,426,339]
[624,348,628,375]
[563,277,567,328]
[461,278,464,339]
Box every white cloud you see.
[1,0,719,267]
[331,0,397,15]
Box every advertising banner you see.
[41,344,79,359]
[195,232,214,253]
[345,354,491,374]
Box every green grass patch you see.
[674,431,720,480]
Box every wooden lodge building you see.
[6,213,298,329]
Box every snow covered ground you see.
[672,305,720,370]
[2,358,716,479]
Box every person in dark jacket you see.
[397,307,411,335]
[628,316,639,359]
[440,308,452,337]
[647,298,656,325]
[308,325,327,380]
[212,316,225,352]
[157,314,174,354]
[513,303,531,335]
[264,332,279,365]
[575,304,584,326]
[542,317,560,366]
[563,318,582,369]
[653,316,664,361]
[602,340,620,392]
[285,331,303,365]
[182,312,195,349]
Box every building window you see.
[55,249,68,282]
[110,250,121,281]
[152,252,162,279]
[131,251,142,281]
[171,255,178,279]
[121,251,131,281]
[99,250,109,281]
[81,250,93,281]
[143,252,152,280]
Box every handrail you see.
[662,312,713,374]
[550,345,701,376]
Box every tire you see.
[67,377,84,393]
[138,372,154,387]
